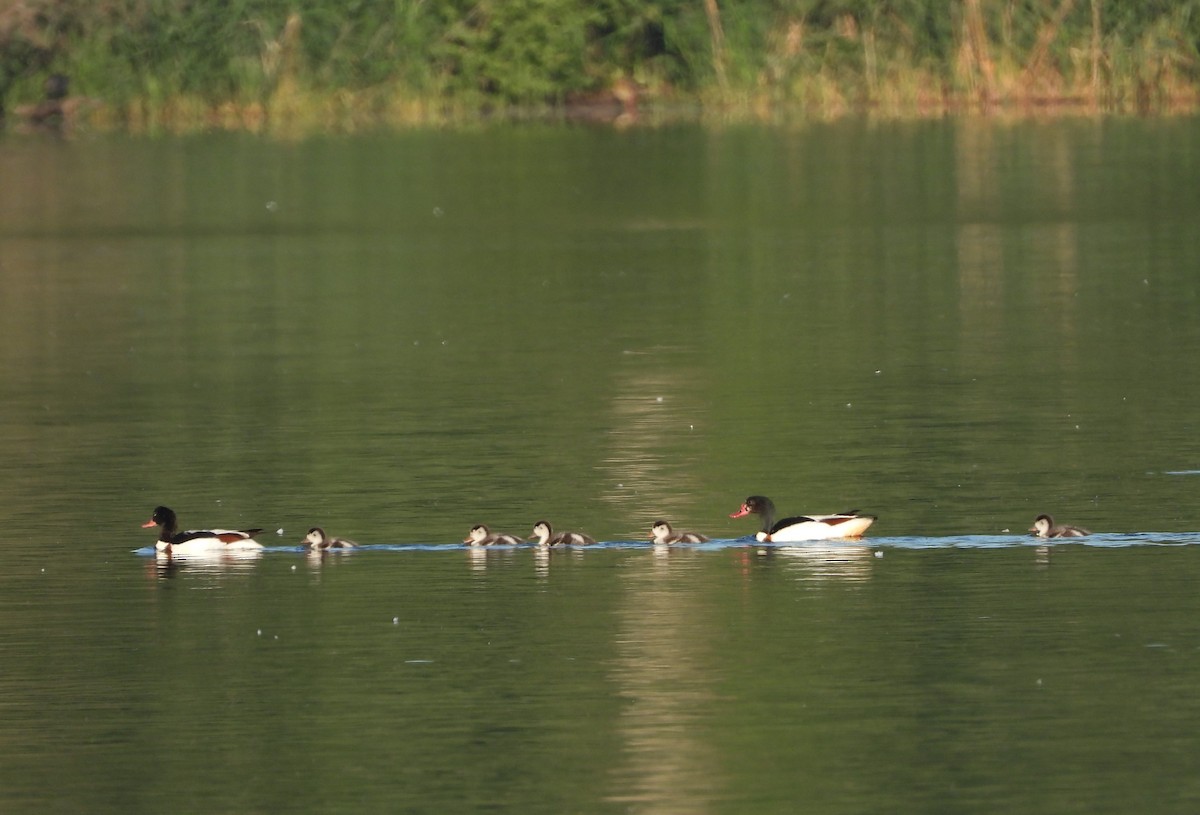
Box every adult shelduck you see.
[141,506,264,555]
[529,521,596,546]
[1028,514,1090,538]
[464,524,524,546]
[303,527,358,550]
[650,521,709,544]
[729,495,876,542]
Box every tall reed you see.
[2,0,1198,129]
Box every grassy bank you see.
[2,0,1199,132]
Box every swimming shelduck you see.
[1028,514,1090,538]
[729,495,876,542]
[650,521,709,544]
[529,521,596,546]
[464,524,524,546]
[141,505,264,555]
[303,527,358,550]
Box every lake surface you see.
[2,117,1199,813]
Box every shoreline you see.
[8,87,1199,137]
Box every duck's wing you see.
[770,515,816,533]
[174,527,262,543]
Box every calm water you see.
[2,117,1200,813]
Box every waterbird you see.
[650,521,709,544]
[141,506,263,555]
[464,524,524,546]
[729,495,876,542]
[529,521,596,546]
[1028,514,1090,538]
[303,527,358,550]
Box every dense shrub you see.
[2,0,1199,122]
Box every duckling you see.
[530,520,596,546]
[650,521,709,544]
[1028,514,1090,538]
[303,527,358,550]
[464,524,524,546]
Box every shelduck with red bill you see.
[730,495,876,542]
[142,506,264,554]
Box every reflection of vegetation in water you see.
[2,0,1200,130]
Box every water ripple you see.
[132,530,1200,558]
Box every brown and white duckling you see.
[303,527,358,550]
[529,520,596,546]
[730,495,876,542]
[464,524,524,546]
[650,521,709,544]
[1029,514,1090,538]
[141,505,264,555]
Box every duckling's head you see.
[650,521,673,540]
[1029,515,1054,537]
[530,521,552,543]
[304,527,328,546]
[465,524,490,544]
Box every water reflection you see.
[770,543,877,582]
[1034,544,1052,568]
[955,220,1005,358]
[598,346,709,540]
[954,121,1084,369]
[146,549,263,581]
[304,547,357,572]
[736,543,878,583]
[607,557,724,812]
[651,541,694,564]
[465,544,519,573]
[467,546,487,572]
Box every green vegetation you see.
[2,0,1199,130]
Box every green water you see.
[1,118,1199,813]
